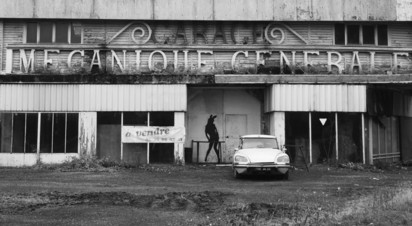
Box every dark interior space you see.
[97,112,121,161]
[285,112,309,166]
[149,143,174,163]
[311,112,336,163]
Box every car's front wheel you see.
[233,169,242,179]
[281,171,289,180]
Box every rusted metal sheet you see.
[0,0,409,21]
[0,84,187,112]
[265,84,367,112]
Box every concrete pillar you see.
[174,112,185,165]
[79,112,97,157]
[270,112,285,147]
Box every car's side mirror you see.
[234,148,239,152]
[281,145,287,153]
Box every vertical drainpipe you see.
[36,113,41,163]
[362,113,366,164]
[309,112,312,164]
[335,113,339,162]
[147,112,150,164]
[120,113,123,161]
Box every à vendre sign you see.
[122,126,185,143]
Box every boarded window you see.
[70,23,82,44]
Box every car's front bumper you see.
[233,163,291,175]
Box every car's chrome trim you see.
[233,163,291,168]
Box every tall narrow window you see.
[0,113,38,153]
[378,25,388,46]
[55,23,69,43]
[334,24,345,45]
[26,23,38,43]
[362,25,375,45]
[347,25,360,44]
[334,23,388,46]
[39,22,53,43]
[26,22,81,44]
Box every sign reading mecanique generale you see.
[5,22,412,75]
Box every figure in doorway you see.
[205,115,221,163]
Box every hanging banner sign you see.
[122,126,185,143]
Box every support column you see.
[269,112,285,147]
[79,112,97,158]
[174,112,185,165]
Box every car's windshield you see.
[241,138,279,149]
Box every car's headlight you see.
[276,154,290,164]
[234,155,250,164]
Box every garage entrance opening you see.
[285,112,309,167]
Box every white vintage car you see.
[232,134,291,179]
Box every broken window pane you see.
[66,113,78,153]
[150,112,174,126]
[26,113,38,153]
[334,24,345,45]
[378,25,388,46]
[347,25,360,44]
[55,23,69,43]
[71,23,82,44]
[123,112,147,126]
[40,113,53,153]
[53,113,66,153]
[39,22,53,43]
[362,25,375,45]
[26,22,38,43]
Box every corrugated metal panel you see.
[0,84,187,112]
[265,84,366,112]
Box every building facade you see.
[1,0,412,167]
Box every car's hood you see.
[236,148,283,163]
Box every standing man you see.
[205,115,221,163]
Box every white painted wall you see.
[187,88,262,163]
[79,112,97,157]
[0,153,79,167]
[174,112,185,165]
[270,112,285,147]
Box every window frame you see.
[24,21,83,44]
[1,112,79,154]
[334,23,389,46]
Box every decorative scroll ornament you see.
[265,24,285,45]
[264,22,309,45]
[107,22,152,45]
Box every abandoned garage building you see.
[0,0,412,167]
